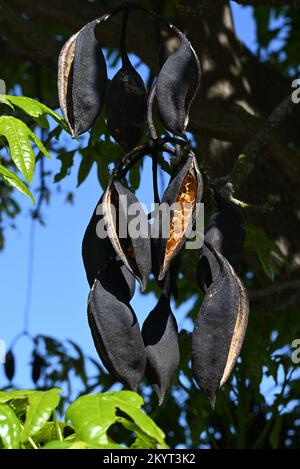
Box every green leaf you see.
[43,439,123,449]
[0,116,50,182]
[89,111,107,146]
[245,224,288,281]
[119,418,158,449]
[269,415,282,449]
[129,157,142,192]
[43,440,74,449]
[21,389,62,442]
[257,249,275,281]
[0,95,14,109]
[33,422,68,444]
[66,394,116,446]
[0,164,35,203]
[253,7,271,48]
[2,95,69,133]
[54,151,75,183]
[93,141,122,190]
[77,151,95,187]
[0,403,21,449]
[106,392,166,447]
[0,390,43,403]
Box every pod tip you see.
[153,384,167,407]
[207,392,216,411]
[158,269,166,282]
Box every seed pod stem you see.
[120,9,130,66]
[152,148,160,205]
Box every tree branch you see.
[249,279,300,301]
[220,94,299,197]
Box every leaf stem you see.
[28,436,38,450]
[53,410,63,442]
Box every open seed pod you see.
[197,193,245,293]
[82,194,135,295]
[102,178,151,291]
[152,153,202,281]
[88,256,145,392]
[192,245,249,408]
[106,52,147,149]
[142,293,180,405]
[58,19,107,137]
[156,35,201,136]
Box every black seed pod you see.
[82,195,115,288]
[4,350,15,382]
[31,351,43,384]
[192,246,249,408]
[58,19,108,137]
[142,294,180,405]
[106,11,147,150]
[106,55,147,149]
[152,153,202,281]
[103,179,151,291]
[156,35,201,135]
[88,257,145,391]
[197,193,245,293]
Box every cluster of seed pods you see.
[58,2,249,406]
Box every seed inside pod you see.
[103,179,151,291]
[192,245,249,408]
[152,153,202,281]
[58,19,107,137]
[142,294,180,405]
[156,35,201,136]
[88,257,145,391]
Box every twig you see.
[152,149,160,204]
[249,279,300,301]
[147,82,158,140]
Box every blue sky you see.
[0,3,284,405]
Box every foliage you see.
[0,95,67,202]
[0,389,166,449]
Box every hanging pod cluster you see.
[58,3,250,407]
[81,153,202,404]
